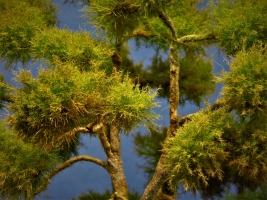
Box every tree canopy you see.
[1,0,267,199]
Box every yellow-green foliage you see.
[163,108,232,191]
[31,28,113,71]
[0,0,57,68]
[171,1,212,38]
[8,60,159,147]
[220,45,267,116]
[212,0,267,55]
[0,121,59,199]
[219,45,267,182]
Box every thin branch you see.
[35,155,107,196]
[157,10,178,40]
[175,33,216,44]
[98,128,113,157]
[52,121,104,148]
[132,29,157,38]
[111,52,122,72]
[178,101,228,127]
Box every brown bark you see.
[103,122,129,200]
[107,39,129,199]
[141,44,179,200]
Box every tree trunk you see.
[106,122,129,200]
[141,44,179,200]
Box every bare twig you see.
[179,101,227,127]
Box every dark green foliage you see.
[0,120,59,199]
[133,127,167,180]
[224,186,267,200]
[73,189,141,200]
[0,0,57,68]
[86,0,144,41]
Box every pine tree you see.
[1,0,267,200]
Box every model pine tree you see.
[1,0,267,200]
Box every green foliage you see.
[219,45,267,181]
[220,45,267,116]
[171,0,213,38]
[179,49,215,105]
[0,0,57,68]
[224,186,267,200]
[73,189,141,200]
[0,120,59,199]
[8,60,159,147]
[31,28,113,71]
[163,107,232,191]
[213,0,267,55]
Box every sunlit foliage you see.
[220,45,267,184]
[8,59,159,148]
[220,45,267,116]
[0,0,56,68]
[212,0,267,55]
[31,28,113,71]
[164,107,232,192]
[163,45,267,194]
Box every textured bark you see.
[175,33,216,44]
[108,41,129,199]
[105,122,129,200]
[141,44,179,200]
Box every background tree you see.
[1,0,267,200]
